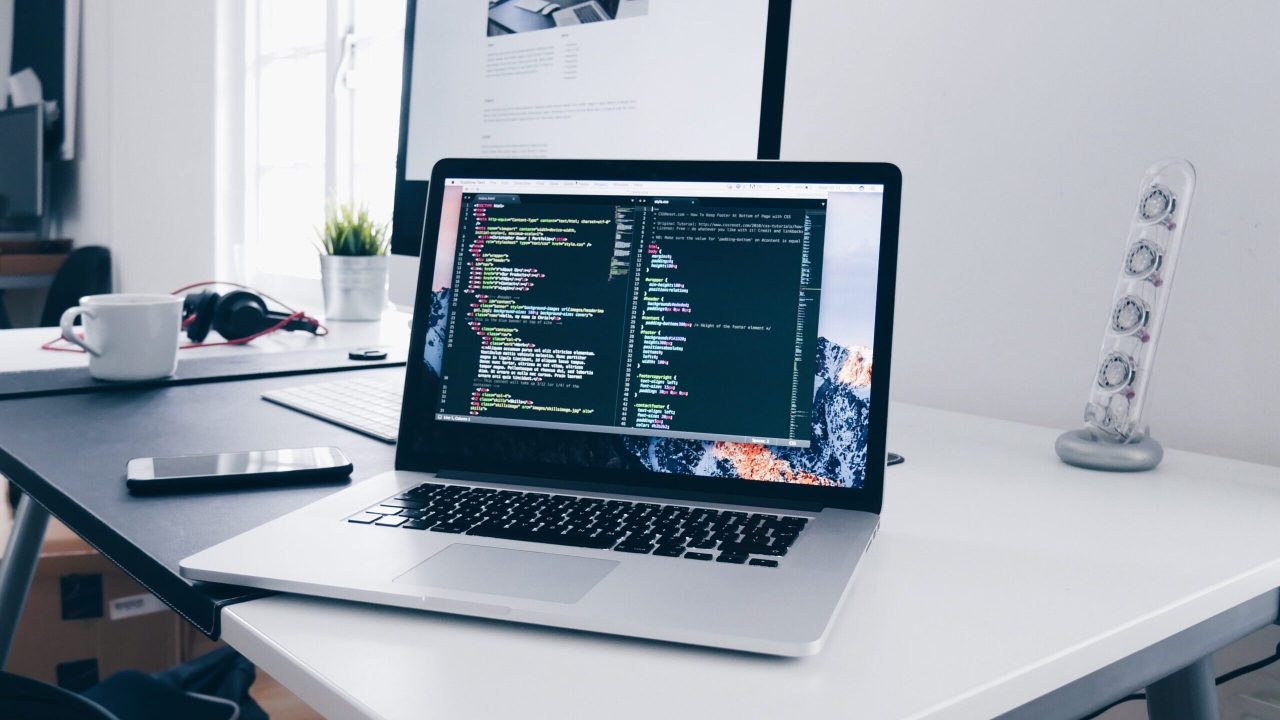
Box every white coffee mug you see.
[60,294,184,381]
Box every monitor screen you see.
[412,173,885,490]
[390,0,789,258]
[405,0,770,181]
[0,106,43,221]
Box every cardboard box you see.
[0,485,320,718]
[179,617,225,663]
[1,500,182,691]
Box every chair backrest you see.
[0,671,121,720]
[39,246,113,327]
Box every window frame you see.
[239,0,400,304]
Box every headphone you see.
[181,289,322,343]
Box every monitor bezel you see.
[388,0,794,259]
[395,158,900,514]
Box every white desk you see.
[219,404,1280,719]
[3,317,1277,718]
[0,310,412,374]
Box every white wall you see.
[53,1,1280,468]
[0,0,13,106]
[60,0,221,294]
[784,0,1280,466]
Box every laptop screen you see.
[406,166,891,497]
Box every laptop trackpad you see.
[394,544,618,604]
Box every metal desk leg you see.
[1146,656,1218,720]
[0,493,50,668]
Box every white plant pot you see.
[319,254,389,321]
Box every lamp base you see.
[1055,428,1163,472]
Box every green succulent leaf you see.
[316,203,390,256]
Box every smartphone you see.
[126,446,353,495]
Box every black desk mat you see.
[0,367,401,637]
[0,347,407,400]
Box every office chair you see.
[39,246,113,327]
[0,671,121,720]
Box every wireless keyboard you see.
[262,375,403,443]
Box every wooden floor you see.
[251,669,323,720]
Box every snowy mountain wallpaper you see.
[620,337,872,488]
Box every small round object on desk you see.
[348,348,388,361]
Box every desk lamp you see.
[1057,159,1196,471]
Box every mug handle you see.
[60,306,102,356]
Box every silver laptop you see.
[552,1,609,26]
[181,158,902,657]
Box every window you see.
[244,0,406,285]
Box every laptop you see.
[181,158,902,656]
[552,0,611,26]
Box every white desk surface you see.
[221,404,1280,720]
[0,311,412,374]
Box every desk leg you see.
[0,289,12,329]
[1145,656,1218,720]
[0,493,50,668]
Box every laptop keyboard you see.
[348,482,808,567]
[574,5,604,22]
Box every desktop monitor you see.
[0,105,43,227]
[388,0,794,308]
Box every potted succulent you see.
[316,204,390,321]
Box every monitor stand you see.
[388,252,419,313]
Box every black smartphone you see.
[126,446,353,495]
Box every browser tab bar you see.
[451,178,883,199]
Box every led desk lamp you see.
[1057,159,1196,471]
